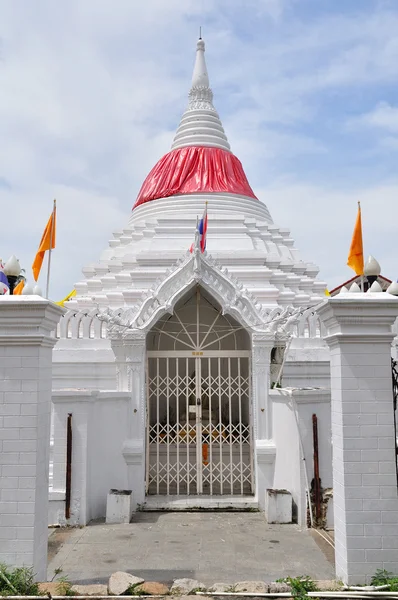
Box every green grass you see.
[371,569,398,591]
[277,576,318,599]
[0,563,40,596]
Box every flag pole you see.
[46,199,56,299]
[359,201,364,292]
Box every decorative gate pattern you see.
[146,353,253,496]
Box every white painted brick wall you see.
[319,295,398,585]
[50,389,131,526]
[0,297,64,581]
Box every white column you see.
[318,294,398,584]
[252,333,275,440]
[0,296,64,581]
[110,332,146,508]
[252,333,277,509]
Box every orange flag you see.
[13,280,25,295]
[347,202,364,276]
[32,202,56,282]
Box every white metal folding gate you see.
[146,352,253,496]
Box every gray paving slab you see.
[47,512,334,586]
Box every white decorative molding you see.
[98,242,309,339]
[255,440,277,464]
[102,246,269,334]
[188,85,215,111]
[122,440,145,466]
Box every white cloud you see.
[351,102,398,133]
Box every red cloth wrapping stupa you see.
[133,146,257,209]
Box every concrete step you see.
[141,495,259,511]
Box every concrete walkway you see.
[48,512,334,586]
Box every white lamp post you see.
[364,255,381,289]
[4,255,21,294]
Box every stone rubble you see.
[235,580,269,593]
[208,582,233,592]
[170,578,206,594]
[108,571,145,595]
[39,573,341,596]
[269,581,292,593]
[137,581,170,595]
[38,581,71,595]
[71,583,109,596]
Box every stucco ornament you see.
[93,238,312,341]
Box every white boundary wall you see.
[319,294,398,584]
[271,388,332,527]
[50,390,131,526]
[0,296,64,581]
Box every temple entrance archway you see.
[146,286,253,496]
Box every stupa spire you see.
[191,37,210,89]
[133,36,257,208]
[171,37,231,151]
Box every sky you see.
[0,0,397,299]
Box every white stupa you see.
[67,37,326,312]
[52,38,330,518]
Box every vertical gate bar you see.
[248,356,254,493]
[166,358,170,495]
[238,358,243,495]
[197,356,202,495]
[145,356,150,494]
[156,357,160,495]
[218,356,223,495]
[186,357,190,495]
[196,287,200,348]
[208,356,213,495]
[228,357,233,494]
[176,357,180,496]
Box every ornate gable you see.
[108,235,269,335]
[89,235,305,340]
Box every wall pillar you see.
[110,331,146,508]
[252,333,277,509]
[0,296,64,580]
[318,293,398,584]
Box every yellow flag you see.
[56,289,76,306]
[13,280,25,295]
[347,202,364,276]
[32,202,56,282]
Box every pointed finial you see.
[349,282,361,293]
[368,280,383,293]
[199,26,202,40]
[387,281,398,296]
[192,36,209,88]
